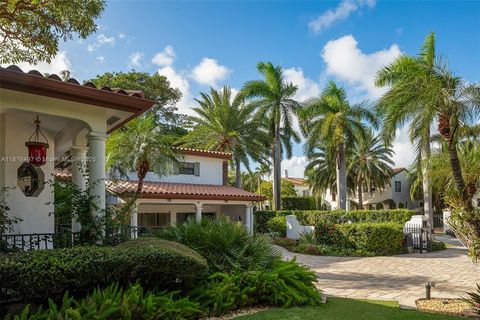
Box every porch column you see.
[87,132,107,220]
[130,202,138,239]
[195,203,203,222]
[245,205,253,234]
[70,146,88,232]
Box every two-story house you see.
[322,168,422,210]
[105,148,265,232]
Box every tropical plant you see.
[465,284,480,315]
[157,217,280,273]
[181,86,268,188]
[1,0,105,64]
[300,81,377,210]
[349,130,394,209]
[242,62,300,209]
[106,115,178,214]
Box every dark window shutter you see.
[194,162,200,176]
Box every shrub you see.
[157,217,280,273]
[6,283,204,320]
[191,259,322,315]
[254,210,292,233]
[0,238,207,301]
[282,197,316,210]
[273,237,297,250]
[335,222,404,256]
[465,284,480,315]
[432,240,447,251]
[267,215,287,236]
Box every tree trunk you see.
[336,144,347,210]
[272,123,282,210]
[357,177,363,210]
[420,134,434,234]
[235,160,242,189]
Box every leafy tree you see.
[258,180,297,206]
[89,71,186,138]
[106,115,178,211]
[180,86,269,188]
[349,130,394,209]
[299,81,377,210]
[242,62,300,209]
[1,0,105,64]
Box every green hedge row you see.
[0,238,208,301]
[254,209,415,233]
[281,197,316,210]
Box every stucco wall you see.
[129,155,224,185]
[1,113,55,234]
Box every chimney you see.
[222,161,228,185]
[284,170,288,178]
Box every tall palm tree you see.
[242,62,300,209]
[106,115,178,210]
[181,86,268,188]
[349,130,394,209]
[299,81,377,210]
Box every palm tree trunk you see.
[336,144,347,210]
[235,160,242,189]
[420,134,434,234]
[272,123,282,210]
[357,177,363,210]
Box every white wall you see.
[1,113,55,234]
[128,155,224,185]
[293,185,311,197]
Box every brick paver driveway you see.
[278,236,480,308]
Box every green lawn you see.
[235,298,464,320]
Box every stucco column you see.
[87,132,107,220]
[130,202,138,239]
[70,146,88,232]
[195,203,203,222]
[245,204,253,234]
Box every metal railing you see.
[1,225,140,252]
[404,224,432,253]
[433,213,444,228]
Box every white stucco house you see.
[1,65,155,240]
[322,168,422,210]
[283,171,311,197]
[104,147,265,233]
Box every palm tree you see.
[242,62,300,210]
[106,115,178,210]
[299,81,377,210]
[181,86,268,188]
[349,130,394,209]
[376,32,480,228]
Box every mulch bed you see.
[416,298,477,318]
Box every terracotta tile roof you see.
[283,177,307,186]
[1,65,155,133]
[174,147,232,160]
[54,167,72,180]
[392,168,406,176]
[107,180,266,201]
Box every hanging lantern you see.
[25,116,49,166]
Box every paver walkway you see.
[277,236,480,308]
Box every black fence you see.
[404,224,432,253]
[1,225,139,252]
[433,213,444,228]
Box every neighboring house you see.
[105,148,265,233]
[323,168,422,210]
[283,170,311,197]
[0,65,155,238]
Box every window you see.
[363,184,369,193]
[302,190,310,197]
[175,162,200,176]
[394,181,401,192]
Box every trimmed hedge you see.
[254,209,416,233]
[281,197,316,210]
[0,238,208,301]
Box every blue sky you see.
[18,0,480,177]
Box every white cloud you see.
[96,56,105,64]
[284,67,322,101]
[309,0,376,33]
[87,34,115,52]
[391,126,415,168]
[152,45,175,67]
[321,34,401,100]
[14,51,71,75]
[128,52,143,68]
[190,57,231,86]
[157,65,195,115]
[282,156,309,178]
[118,33,126,39]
